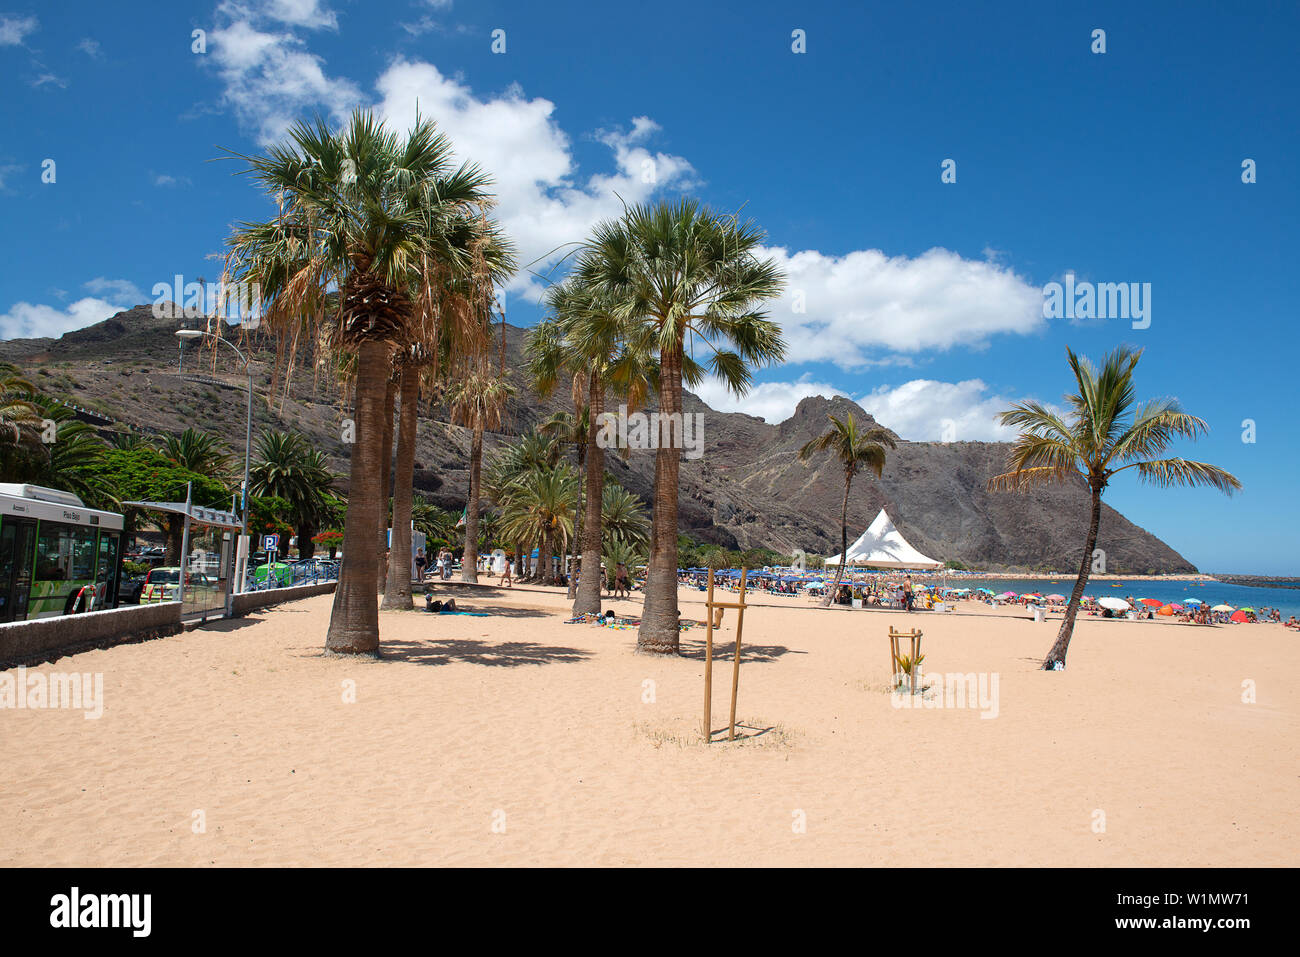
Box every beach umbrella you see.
[1230,610,1249,623]
[1184,598,1203,606]
[1239,607,1255,613]
[1138,598,1163,607]
[1045,594,1066,601]
[1169,603,1184,610]
[1097,596,1131,611]
[1157,605,1175,616]
[1024,592,1043,598]
[1211,604,1234,612]
[996,591,1017,599]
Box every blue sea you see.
[944,577,1300,618]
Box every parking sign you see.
[264,534,279,552]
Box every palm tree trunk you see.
[822,474,853,607]
[377,375,396,591]
[297,522,316,560]
[326,338,387,655]
[568,445,584,600]
[1043,485,1103,670]
[638,346,682,654]
[573,374,604,617]
[460,422,484,583]
[540,530,554,586]
[382,364,419,610]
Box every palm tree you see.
[385,215,516,606]
[448,367,513,584]
[498,463,578,585]
[227,109,495,655]
[798,412,896,605]
[528,279,652,616]
[583,199,786,654]
[0,364,41,449]
[249,430,340,559]
[538,407,588,597]
[159,427,232,480]
[601,482,650,551]
[989,345,1240,670]
[484,428,564,579]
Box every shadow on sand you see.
[676,636,803,664]
[379,636,592,668]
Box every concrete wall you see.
[231,581,336,616]
[0,583,338,668]
[0,602,183,668]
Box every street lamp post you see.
[176,330,253,613]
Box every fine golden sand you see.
[2,584,1296,867]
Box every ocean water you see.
[939,577,1300,619]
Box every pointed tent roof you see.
[824,509,943,569]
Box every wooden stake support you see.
[888,626,923,694]
[702,568,750,742]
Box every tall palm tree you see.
[448,367,513,584]
[584,199,786,654]
[989,345,1240,670]
[227,109,494,655]
[385,215,516,605]
[528,279,652,615]
[798,412,896,605]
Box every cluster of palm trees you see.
[222,109,788,658]
[481,423,650,593]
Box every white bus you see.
[0,484,125,621]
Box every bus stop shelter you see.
[124,499,243,621]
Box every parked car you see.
[139,567,218,603]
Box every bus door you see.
[0,518,37,622]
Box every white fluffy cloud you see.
[0,14,37,46]
[856,378,1026,441]
[0,279,139,341]
[691,377,849,423]
[209,2,360,144]
[765,246,1044,368]
[375,61,695,298]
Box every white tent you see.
[824,509,943,569]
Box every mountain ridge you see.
[0,305,1197,573]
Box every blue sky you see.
[1,0,1297,573]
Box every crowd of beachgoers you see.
[674,567,1295,625]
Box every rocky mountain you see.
[0,305,1197,573]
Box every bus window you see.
[31,522,98,617]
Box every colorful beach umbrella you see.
[1184,598,1203,606]
[1157,605,1175,616]
[1045,594,1067,601]
[1138,598,1163,607]
[1230,610,1249,622]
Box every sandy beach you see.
[1,585,1295,867]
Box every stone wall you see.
[0,602,183,668]
[231,582,337,616]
